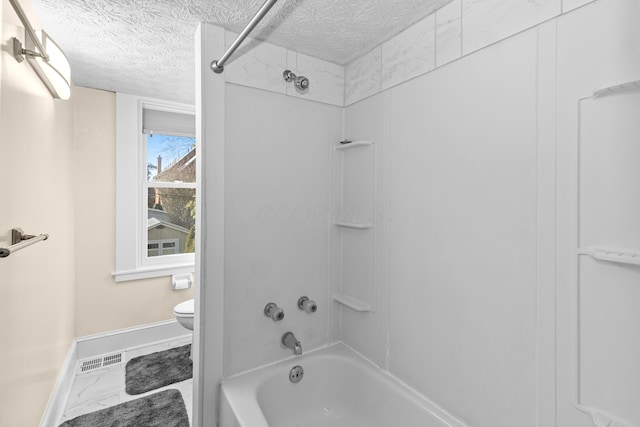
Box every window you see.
[145,130,196,261]
[114,94,196,282]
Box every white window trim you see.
[113,93,196,282]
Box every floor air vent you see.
[102,353,122,367]
[78,352,124,374]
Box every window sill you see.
[112,263,195,282]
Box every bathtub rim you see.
[220,341,468,427]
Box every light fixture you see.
[9,0,71,100]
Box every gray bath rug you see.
[125,344,192,395]
[58,389,188,427]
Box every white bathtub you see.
[220,343,466,427]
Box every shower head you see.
[283,69,310,92]
[295,75,309,91]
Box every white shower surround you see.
[196,1,640,427]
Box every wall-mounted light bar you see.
[9,0,71,100]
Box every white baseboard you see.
[39,340,77,427]
[76,319,189,359]
[39,319,191,426]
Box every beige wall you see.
[0,2,193,423]
[0,1,75,426]
[72,87,193,336]
[72,86,193,337]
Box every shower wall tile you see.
[562,0,596,13]
[435,0,462,67]
[345,47,382,106]
[222,0,578,108]
[225,33,344,107]
[224,31,287,94]
[293,53,345,107]
[381,14,436,91]
[462,0,561,55]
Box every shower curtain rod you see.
[211,0,278,74]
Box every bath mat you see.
[58,389,188,427]
[125,344,192,395]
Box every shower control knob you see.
[264,303,285,321]
[298,296,317,314]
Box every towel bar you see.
[0,228,49,258]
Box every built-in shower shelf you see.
[578,247,640,266]
[335,140,374,150]
[592,76,640,98]
[335,220,374,229]
[333,294,372,312]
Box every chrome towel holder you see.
[0,228,49,258]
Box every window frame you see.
[113,93,196,282]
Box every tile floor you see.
[58,336,193,425]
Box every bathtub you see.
[220,343,466,427]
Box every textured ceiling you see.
[32,0,450,104]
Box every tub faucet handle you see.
[264,302,285,321]
[298,296,317,314]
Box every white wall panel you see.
[461,0,560,55]
[223,84,340,375]
[386,30,539,427]
[554,1,640,426]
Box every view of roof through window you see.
[147,134,195,182]
[146,134,196,257]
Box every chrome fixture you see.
[0,228,49,258]
[264,302,285,321]
[9,0,71,99]
[281,331,302,355]
[211,0,278,74]
[297,296,317,313]
[289,365,304,383]
[283,70,310,92]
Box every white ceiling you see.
[32,0,450,104]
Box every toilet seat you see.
[173,299,194,317]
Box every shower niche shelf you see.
[578,247,640,266]
[335,140,374,150]
[333,293,372,312]
[334,221,374,229]
[331,137,377,313]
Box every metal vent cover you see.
[78,352,124,374]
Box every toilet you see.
[173,299,194,330]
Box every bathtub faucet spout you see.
[281,331,302,355]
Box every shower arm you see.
[211,0,278,74]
